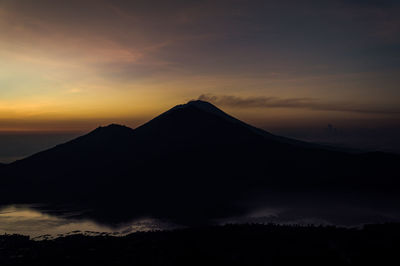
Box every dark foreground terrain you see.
[1,223,400,266]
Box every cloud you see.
[198,94,400,115]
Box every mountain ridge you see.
[0,100,399,225]
[0,101,372,166]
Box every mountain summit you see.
[0,100,399,224]
[170,100,237,121]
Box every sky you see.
[0,0,400,160]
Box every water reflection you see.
[1,192,400,238]
[217,205,400,227]
[0,205,175,239]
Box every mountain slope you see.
[0,100,399,224]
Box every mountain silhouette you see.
[0,100,399,224]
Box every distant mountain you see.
[0,100,399,224]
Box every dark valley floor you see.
[1,223,400,266]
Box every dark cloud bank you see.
[198,94,400,115]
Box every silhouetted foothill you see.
[0,100,399,225]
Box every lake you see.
[1,195,399,238]
[0,205,176,239]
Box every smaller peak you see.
[91,124,133,134]
[103,123,130,129]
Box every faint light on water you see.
[0,205,173,239]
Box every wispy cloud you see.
[198,94,400,115]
